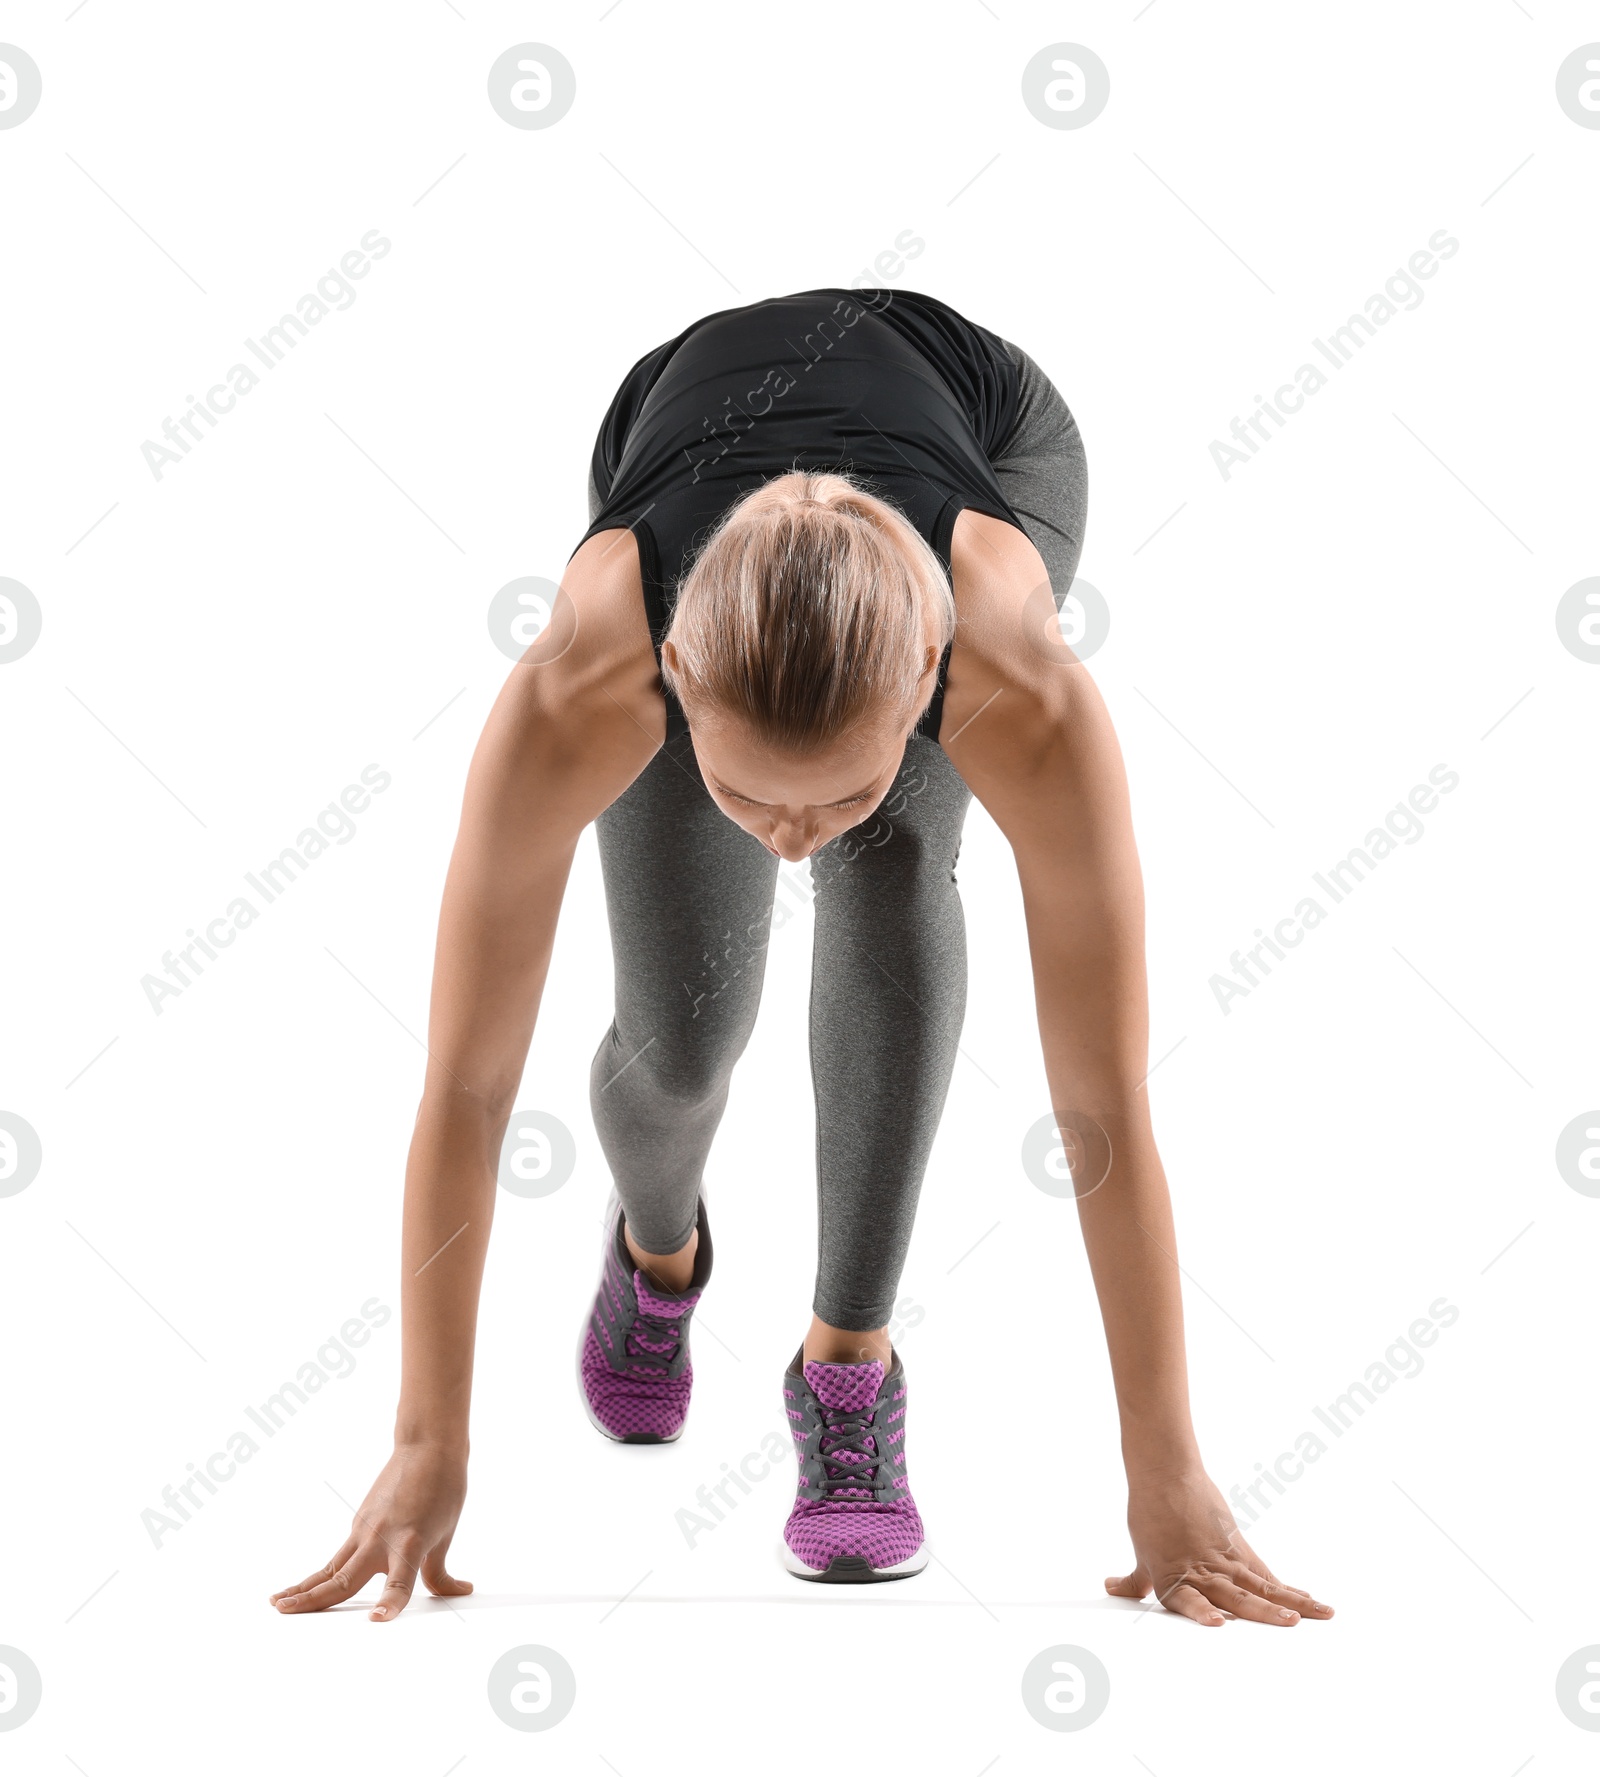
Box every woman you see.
[270,287,1331,1621]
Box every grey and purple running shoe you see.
[779,1349,928,1582]
[578,1193,712,1444]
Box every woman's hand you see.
[1106,1467,1333,1627]
[270,1442,472,1622]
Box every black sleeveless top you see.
[574,287,1026,741]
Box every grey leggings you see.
[587,340,1087,1330]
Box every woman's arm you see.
[272,530,664,1622]
[942,514,1331,1628]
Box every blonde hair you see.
[661,470,955,751]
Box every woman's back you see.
[578,289,1029,735]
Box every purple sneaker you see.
[578,1193,712,1444]
[779,1349,928,1582]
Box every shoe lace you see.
[815,1403,881,1499]
[623,1305,686,1374]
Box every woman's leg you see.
[804,737,974,1349]
[588,733,781,1265]
[778,743,970,1579]
[582,736,779,1444]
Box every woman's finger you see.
[422,1536,473,1599]
[270,1537,359,1604]
[1192,1574,1301,1625]
[1158,1582,1225,1626]
[369,1541,424,1622]
[274,1549,381,1615]
[1229,1565,1334,1617]
[1103,1567,1150,1600]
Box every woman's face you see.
[690,713,911,862]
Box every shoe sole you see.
[777,1538,930,1584]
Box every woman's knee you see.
[595,1018,744,1117]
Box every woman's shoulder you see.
[948,509,1055,651]
[945,510,1087,731]
[459,530,666,852]
[504,529,664,739]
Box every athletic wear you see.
[583,292,1089,1330]
[780,1350,927,1582]
[578,1192,712,1443]
[579,287,1026,742]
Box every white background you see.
[2,2,1597,1769]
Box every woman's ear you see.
[661,640,680,673]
